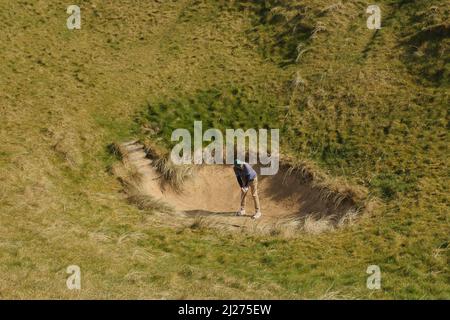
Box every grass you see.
[0,0,448,299]
[152,157,195,192]
[127,194,175,215]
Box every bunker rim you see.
[110,139,380,235]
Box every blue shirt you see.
[234,163,257,187]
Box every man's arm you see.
[234,167,244,188]
[242,164,254,187]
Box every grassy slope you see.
[0,0,448,298]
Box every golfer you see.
[233,159,261,219]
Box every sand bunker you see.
[116,141,363,230]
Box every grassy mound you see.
[0,0,448,298]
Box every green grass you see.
[136,86,283,147]
[0,0,448,299]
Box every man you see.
[233,159,261,219]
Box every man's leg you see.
[250,178,261,218]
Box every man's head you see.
[234,159,244,169]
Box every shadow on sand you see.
[183,210,243,217]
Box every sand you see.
[119,141,356,229]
